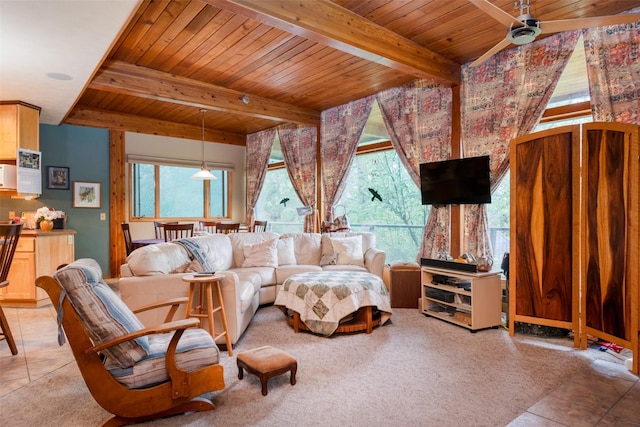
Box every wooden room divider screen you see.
[510,122,639,375]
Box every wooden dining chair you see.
[121,223,134,256]
[199,220,219,234]
[252,220,268,232]
[154,221,178,239]
[164,223,194,241]
[0,223,22,355]
[216,223,240,234]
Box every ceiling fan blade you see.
[540,13,640,34]
[468,0,523,28]
[470,38,513,67]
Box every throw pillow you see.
[54,259,149,368]
[242,238,278,268]
[277,237,297,266]
[330,235,365,266]
[319,253,338,266]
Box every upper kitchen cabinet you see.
[0,101,40,160]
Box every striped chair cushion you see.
[106,328,220,388]
[54,259,149,368]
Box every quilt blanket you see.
[275,271,392,336]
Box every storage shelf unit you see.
[421,266,501,331]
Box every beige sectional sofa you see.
[119,231,385,346]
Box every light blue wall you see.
[0,124,111,274]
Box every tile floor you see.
[1,305,640,426]
[0,305,74,398]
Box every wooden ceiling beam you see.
[66,106,247,146]
[89,60,321,125]
[208,0,461,85]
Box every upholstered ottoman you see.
[237,346,297,396]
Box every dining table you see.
[131,238,165,250]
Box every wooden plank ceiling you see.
[64,0,640,146]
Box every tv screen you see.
[420,155,491,205]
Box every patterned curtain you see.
[245,128,276,227]
[376,80,452,259]
[583,7,640,124]
[278,124,318,232]
[320,96,374,221]
[461,31,580,257]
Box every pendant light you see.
[191,109,217,180]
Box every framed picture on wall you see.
[47,166,70,190]
[73,181,101,208]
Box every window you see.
[254,166,304,234]
[333,101,428,263]
[486,171,510,267]
[255,135,304,233]
[336,148,428,263]
[253,102,428,260]
[130,163,230,219]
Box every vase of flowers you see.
[36,207,61,232]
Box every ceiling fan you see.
[469,0,640,67]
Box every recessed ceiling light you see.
[46,72,72,81]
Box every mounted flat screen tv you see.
[420,155,491,205]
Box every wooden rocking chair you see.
[36,259,225,427]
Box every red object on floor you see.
[599,341,624,353]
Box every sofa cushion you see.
[54,259,149,368]
[242,238,278,268]
[234,271,262,296]
[238,280,258,314]
[322,264,368,274]
[127,242,191,276]
[107,328,219,389]
[280,233,322,265]
[229,232,280,268]
[277,237,297,265]
[191,234,233,271]
[321,232,376,256]
[319,253,337,266]
[230,266,277,287]
[171,259,203,273]
[330,235,365,266]
[276,264,322,284]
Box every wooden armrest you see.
[86,318,199,354]
[132,297,188,313]
[132,297,189,323]
[85,316,213,399]
[86,317,211,399]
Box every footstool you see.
[237,346,297,396]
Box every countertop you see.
[20,229,77,236]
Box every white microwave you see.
[0,164,17,189]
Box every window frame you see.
[128,162,233,221]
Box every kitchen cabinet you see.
[0,229,75,307]
[0,101,40,159]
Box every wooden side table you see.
[181,274,232,356]
[389,261,421,308]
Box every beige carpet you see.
[2,305,611,426]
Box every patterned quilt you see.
[275,271,392,336]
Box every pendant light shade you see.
[191,167,216,179]
[191,109,217,180]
